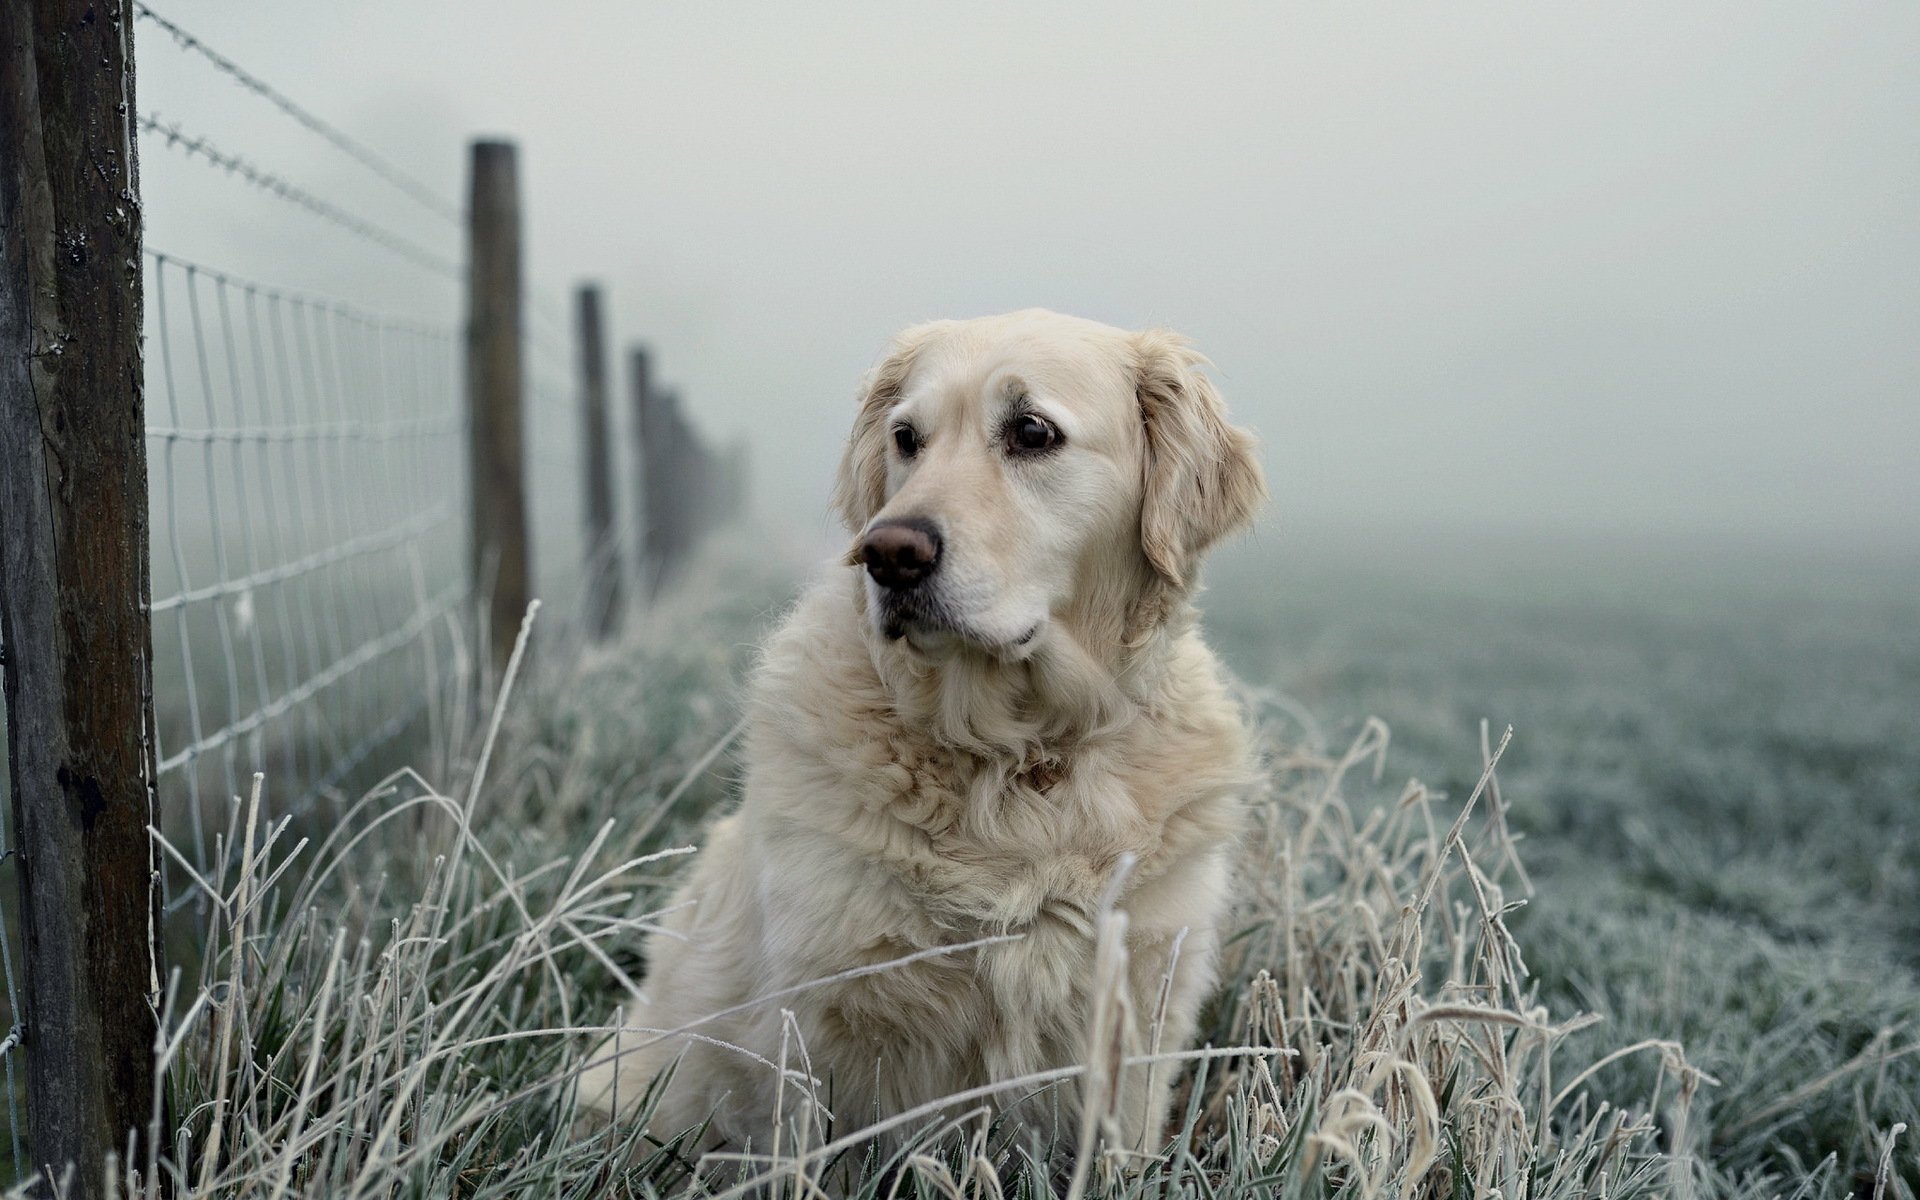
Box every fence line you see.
[138,114,462,278]
[132,1,464,223]
[0,4,748,1186]
[140,248,453,335]
[143,250,467,875]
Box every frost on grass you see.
[15,574,1727,1199]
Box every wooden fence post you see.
[0,1,164,1191]
[465,140,530,678]
[656,388,693,589]
[672,393,711,552]
[575,285,620,639]
[629,347,668,595]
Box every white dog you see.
[578,310,1265,1170]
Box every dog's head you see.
[835,310,1264,660]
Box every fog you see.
[135,2,1920,563]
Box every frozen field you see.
[1204,530,1920,1192]
[13,529,1912,1195]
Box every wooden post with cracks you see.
[465,140,531,680]
[627,346,666,595]
[0,1,165,1192]
[575,284,620,639]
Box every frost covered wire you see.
[137,114,461,279]
[133,1,464,224]
[144,251,468,883]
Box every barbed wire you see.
[138,113,462,280]
[133,1,464,224]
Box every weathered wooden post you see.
[465,140,531,678]
[659,388,695,582]
[0,0,165,1191]
[626,345,651,590]
[680,400,715,549]
[575,285,620,638]
[630,347,679,596]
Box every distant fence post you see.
[465,140,530,678]
[575,285,620,639]
[0,0,164,1191]
[629,364,745,599]
[629,347,667,595]
[670,391,710,554]
[656,387,695,591]
[660,384,683,586]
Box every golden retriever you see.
[577,309,1264,1170]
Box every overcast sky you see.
[135,2,1920,562]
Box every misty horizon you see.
[134,3,1920,561]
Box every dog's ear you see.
[833,325,938,533]
[1134,330,1265,592]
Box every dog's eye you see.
[1005,413,1061,455]
[893,424,919,458]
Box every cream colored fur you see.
[577,310,1265,1168]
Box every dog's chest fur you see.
[748,722,1226,1091]
[851,740,1158,934]
[743,586,1247,1031]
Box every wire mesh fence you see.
[131,0,478,915]
[143,251,468,884]
[0,3,742,1186]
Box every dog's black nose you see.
[862,519,942,590]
